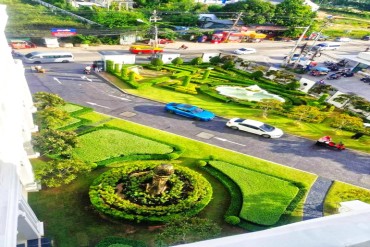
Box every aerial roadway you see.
[23,40,370,189]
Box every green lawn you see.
[324,181,370,216]
[73,129,174,163]
[209,161,300,226]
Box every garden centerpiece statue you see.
[146,163,174,195]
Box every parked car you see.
[129,45,164,54]
[164,103,215,121]
[233,47,256,55]
[226,118,284,138]
[334,37,351,42]
[362,35,370,41]
[285,54,309,61]
[313,42,341,51]
[9,40,37,49]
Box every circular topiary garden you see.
[89,163,213,223]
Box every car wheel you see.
[62,60,69,63]
[230,126,239,130]
[262,134,271,138]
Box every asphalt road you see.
[25,60,370,189]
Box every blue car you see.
[164,103,215,121]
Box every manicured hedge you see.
[202,164,243,221]
[56,104,93,131]
[95,237,147,247]
[89,163,213,223]
[209,161,299,226]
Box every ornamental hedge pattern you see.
[89,163,213,223]
[209,161,299,226]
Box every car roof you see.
[234,118,264,126]
[178,104,196,109]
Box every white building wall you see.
[0,4,44,246]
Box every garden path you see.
[303,177,333,220]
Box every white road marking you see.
[107,94,131,101]
[213,137,246,147]
[53,77,62,84]
[86,102,111,109]
[81,75,93,82]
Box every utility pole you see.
[149,10,161,48]
[285,25,310,68]
[225,12,243,42]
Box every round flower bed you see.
[89,163,212,223]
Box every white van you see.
[313,42,341,51]
[24,51,74,64]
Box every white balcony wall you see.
[0,4,44,246]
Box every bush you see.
[222,60,235,70]
[95,237,147,247]
[225,215,241,225]
[151,58,164,70]
[171,57,183,66]
[209,56,222,65]
[89,163,213,223]
[197,160,207,167]
[190,57,203,65]
[251,70,264,79]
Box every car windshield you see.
[193,108,204,113]
[260,124,275,132]
[25,53,34,58]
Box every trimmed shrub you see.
[106,60,114,73]
[95,237,147,247]
[251,70,264,80]
[209,56,222,65]
[222,60,235,70]
[89,163,213,223]
[190,57,203,65]
[182,75,191,87]
[171,57,183,66]
[114,63,120,73]
[225,215,241,225]
[121,67,128,78]
[196,160,207,167]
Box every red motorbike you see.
[316,136,345,150]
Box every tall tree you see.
[32,129,79,158]
[257,99,284,118]
[35,158,96,188]
[33,92,65,110]
[274,0,316,35]
[37,107,71,129]
[288,105,325,123]
[330,113,364,132]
